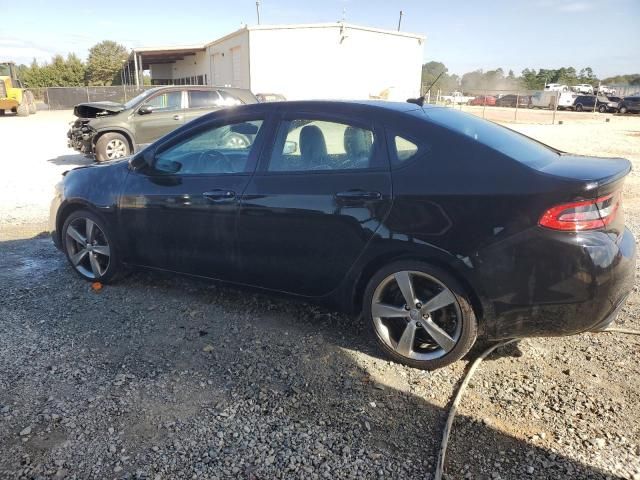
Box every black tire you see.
[363,260,478,370]
[16,101,29,117]
[598,105,607,113]
[619,106,628,114]
[61,209,121,283]
[95,132,131,162]
[575,104,583,112]
[0,109,4,116]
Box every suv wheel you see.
[96,132,130,162]
[575,104,584,112]
[363,261,478,370]
[598,105,607,113]
[619,106,628,114]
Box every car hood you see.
[73,101,126,118]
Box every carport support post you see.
[134,51,139,89]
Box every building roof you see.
[130,22,425,65]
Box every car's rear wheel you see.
[575,104,584,112]
[62,210,120,282]
[363,261,477,370]
[95,132,130,162]
[598,105,607,113]
[619,106,628,114]
[16,101,29,117]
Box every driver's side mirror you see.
[138,105,153,115]
[283,140,297,155]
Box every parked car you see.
[571,84,594,94]
[596,85,616,96]
[441,91,474,105]
[256,93,287,102]
[50,101,636,371]
[544,83,570,92]
[495,94,531,107]
[618,95,640,114]
[68,86,257,161]
[468,95,496,106]
[571,95,611,112]
[606,96,623,112]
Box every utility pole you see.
[397,10,403,31]
[256,1,261,25]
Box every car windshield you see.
[124,89,162,109]
[420,107,558,169]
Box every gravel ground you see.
[1,111,639,480]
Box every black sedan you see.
[495,94,531,108]
[50,101,636,370]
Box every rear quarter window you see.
[419,108,558,170]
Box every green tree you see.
[86,40,128,86]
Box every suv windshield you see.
[124,89,162,109]
[419,107,558,169]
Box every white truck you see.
[572,84,594,94]
[544,83,570,92]
[530,91,577,109]
[441,91,475,105]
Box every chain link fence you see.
[419,86,636,124]
[27,86,156,110]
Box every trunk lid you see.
[537,154,631,196]
[73,101,125,118]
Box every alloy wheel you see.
[105,138,127,159]
[371,271,462,361]
[64,217,111,279]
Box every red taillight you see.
[539,192,621,231]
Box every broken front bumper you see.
[67,119,96,154]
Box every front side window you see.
[153,119,263,175]
[268,119,376,172]
[143,91,182,112]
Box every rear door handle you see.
[203,189,236,201]
[335,190,382,201]
[173,114,182,121]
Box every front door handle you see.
[173,114,182,121]
[203,189,236,201]
[335,190,382,201]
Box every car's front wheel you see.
[598,105,607,113]
[363,261,477,370]
[95,132,130,161]
[575,104,584,112]
[619,106,628,114]
[62,210,120,282]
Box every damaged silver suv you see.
[67,86,257,161]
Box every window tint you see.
[269,119,375,172]
[188,90,221,108]
[420,108,558,169]
[393,136,419,164]
[154,120,263,175]
[218,91,243,106]
[144,91,182,112]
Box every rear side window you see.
[188,90,221,108]
[393,136,419,164]
[421,108,558,169]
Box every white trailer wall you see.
[248,24,424,100]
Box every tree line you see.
[17,41,130,88]
[422,61,640,93]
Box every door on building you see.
[131,89,185,147]
[210,53,223,86]
[231,47,241,87]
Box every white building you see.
[127,23,425,101]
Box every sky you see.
[0,0,638,78]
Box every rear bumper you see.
[478,227,636,339]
